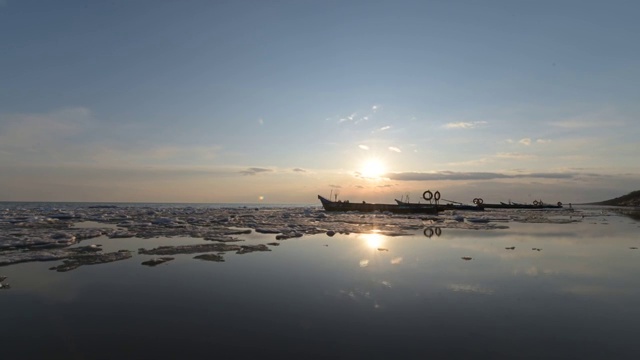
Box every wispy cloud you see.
[388,146,401,153]
[386,171,577,181]
[443,121,487,129]
[329,184,342,188]
[519,138,532,146]
[339,106,379,125]
[495,152,536,160]
[379,125,391,131]
[258,118,264,125]
[508,138,551,146]
[446,158,493,167]
[359,144,370,150]
[239,167,273,176]
[292,168,306,173]
[339,113,357,123]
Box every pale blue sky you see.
[1,0,638,203]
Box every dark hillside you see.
[590,190,640,207]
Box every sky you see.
[1,0,639,204]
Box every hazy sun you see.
[360,159,386,179]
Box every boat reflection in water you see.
[423,226,443,238]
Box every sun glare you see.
[360,159,386,179]
[361,233,384,249]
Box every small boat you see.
[318,195,438,214]
[481,202,563,209]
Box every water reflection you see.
[3,210,640,359]
[447,283,494,295]
[358,232,385,249]
[423,226,442,238]
[614,208,640,221]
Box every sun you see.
[360,158,386,179]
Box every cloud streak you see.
[495,152,536,160]
[240,167,273,176]
[339,113,357,123]
[386,171,578,181]
[443,121,487,129]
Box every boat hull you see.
[395,200,484,211]
[318,196,438,214]
[482,203,563,209]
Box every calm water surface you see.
[2,210,639,359]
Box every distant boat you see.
[395,199,484,212]
[481,201,563,209]
[317,195,438,214]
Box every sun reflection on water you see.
[359,232,385,249]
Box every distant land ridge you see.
[590,190,640,207]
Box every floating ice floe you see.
[0,249,71,266]
[0,203,585,268]
[194,253,225,262]
[49,250,132,272]
[0,244,132,271]
[141,257,175,266]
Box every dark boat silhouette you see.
[318,195,438,214]
[394,199,484,211]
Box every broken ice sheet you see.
[49,250,132,272]
[141,257,175,266]
[194,253,225,262]
[1,203,585,269]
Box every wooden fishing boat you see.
[318,195,438,214]
[477,199,564,209]
[395,199,484,211]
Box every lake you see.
[1,204,639,359]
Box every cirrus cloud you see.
[240,167,273,176]
[386,170,579,181]
[443,121,487,129]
